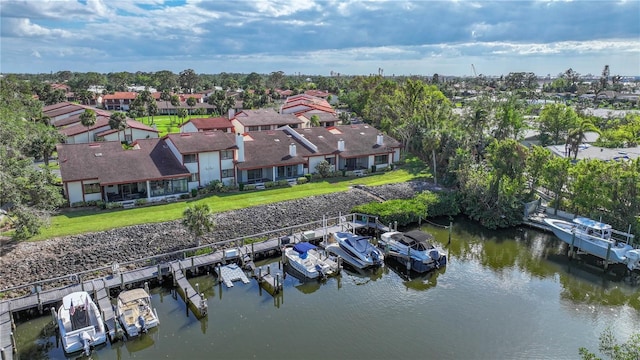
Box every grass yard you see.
[32,164,429,241]
[136,114,211,137]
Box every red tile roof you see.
[102,92,138,100]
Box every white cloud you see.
[4,18,71,38]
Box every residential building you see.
[102,92,137,111]
[231,109,302,133]
[180,117,234,133]
[57,139,191,205]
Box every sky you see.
[1,0,639,77]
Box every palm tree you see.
[170,95,181,123]
[186,96,197,119]
[109,112,127,144]
[160,90,171,118]
[310,114,320,127]
[566,119,600,160]
[183,204,214,246]
[79,109,97,143]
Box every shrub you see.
[207,180,223,193]
[106,202,123,209]
[244,184,256,191]
[276,179,289,187]
[315,160,332,178]
[180,194,190,199]
[71,201,85,208]
[95,200,105,209]
[297,177,308,184]
[135,198,147,206]
[191,188,198,198]
[239,183,245,191]
[304,173,312,182]
[264,181,276,188]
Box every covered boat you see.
[57,291,107,355]
[116,288,160,338]
[326,232,384,269]
[283,242,339,279]
[544,217,639,271]
[379,230,447,273]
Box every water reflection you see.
[420,219,640,311]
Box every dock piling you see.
[144,282,150,295]
[195,283,200,294]
[604,242,612,270]
[50,307,57,329]
[157,264,162,281]
[1,347,5,360]
[120,273,124,290]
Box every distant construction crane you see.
[471,64,478,77]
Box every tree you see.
[159,89,171,119]
[29,123,65,166]
[310,114,320,127]
[579,327,640,360]
[109,112,127,143]
[147,101,159,125]
[154,70,177,91]
[177,107,188,124]
[537,104,579,146]
[170,95,181,122]
[566,119,600,160]
[179,69,198,93]
[186,96,197,118]
[525,146,552,195]
[315,160,332,177]
[541,156,571,215]
[0,77,65,239]
[593,65,610,103]
[183,204,215,246]
[79,109,97,143]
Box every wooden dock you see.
[0,213,384,354]
[171,262,207,318]
[0,301,15,360]
[255,266,283,295]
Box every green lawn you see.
[136,115,211,137]
[33,167,429,241]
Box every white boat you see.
[116,288,160,338]
[283,242,339,279]
[326,232,384,269]
[57,291,107,355]
[379,230,447,273]
[544,217,640,271]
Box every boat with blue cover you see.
[326,232,384,269]
[283,242,339,279]
[544,217,640,271]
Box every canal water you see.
[14,219,640,359]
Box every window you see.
[190,173,199,182]
[221,169,234,178]
[277,165,298,178]
[247,169,262,183]
[374,154,388,165]
[324,157,335,165]
[83,183,100,194]
[260,125,271,131]
[220,150,233,160]
[247,126,259,132]
[183,154,197,163]
[149,178,189,197]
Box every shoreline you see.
[0,182,434,291]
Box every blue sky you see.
[1,0,639,77]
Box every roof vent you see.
[94,153,102,157]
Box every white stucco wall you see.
[199,151,221,186]
[393,148,400,162]
[67,181,84,204]
[231,119,245,134]
[181,122,198,133]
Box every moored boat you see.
[283,242,339,279]
[378,230,447,273]
[544,217,639,271]
[57,291,107,355]
[326,232,384,269]
[116,288,160,338]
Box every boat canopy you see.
[293,242,316,254]
[118,288,150,304]
[62,291,91,310]
[573,217,612,231]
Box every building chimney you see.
[337,139,345,152]
[228,108,235,120]
[289,143,297,157]
[235,133,245,162]
[376,133,384,146]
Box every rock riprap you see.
[0,182,433,291]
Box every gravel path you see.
[0,181,435,292]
